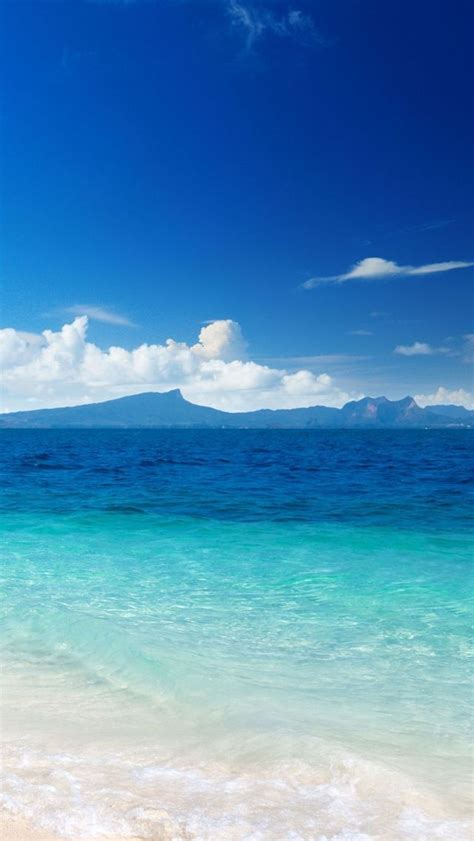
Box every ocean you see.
[1,429,472,840]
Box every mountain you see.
[0,390,471,429]
[421,404,474,421]
[0,390,336,429]
[339,396,433,426]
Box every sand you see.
[0,813,54,841]
[0,813,147,841]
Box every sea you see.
[0,428,473,840]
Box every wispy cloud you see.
[227,2,326,51]
[258,354,370,367]
[302,256,474,288]
[394,341,449,357]
[463,333,474,363]
[84,1,328,53]
[413,219,455,233]
[348,329,373,336]
[374,218,455,240]
[64,305,135,326]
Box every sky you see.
[1,0,473,412]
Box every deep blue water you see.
[2,428,473,528]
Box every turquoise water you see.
[1,430,473,839]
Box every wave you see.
[1,607,178,708]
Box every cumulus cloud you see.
[191,319,247,361]
[303,256,473,288]
[0,318,356,413]
[415,387,474,410]
[0,329,46,369]
[228,1,323,51]
[64,305,134,326]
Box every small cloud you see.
[394,342,434,356]
[463,333,474,363]
[348,329,373,336]
[394,341,450,357]
[370,311,389,319]
[302,256,474,288]
[415,386,474,410]
[64,305,135,326]
[227,1,326,51]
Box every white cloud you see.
[394,341,450,356]
[394,342,434,356]
[0,317,356,413]
[228,2,322,51]
[303,256,473,288]
[64,305,134,326]
[349,329,373,336]
[415,387,474,410]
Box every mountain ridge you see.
[0,390,472,428]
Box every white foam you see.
[1,743,472,840]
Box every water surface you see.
[1,429,472,839]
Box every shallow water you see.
[1,429,473,839]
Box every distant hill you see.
[0,390,472,429]
[421,404,474,421]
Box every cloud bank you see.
[415,387,474,410]
[0,318,356,413]
[303,256,473,288]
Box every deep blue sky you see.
[1,0,473,408]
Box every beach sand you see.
[0,813,146,841]
[1,814,54,841]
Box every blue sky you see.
[1,0,473,411]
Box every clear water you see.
[1,429,473,840]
